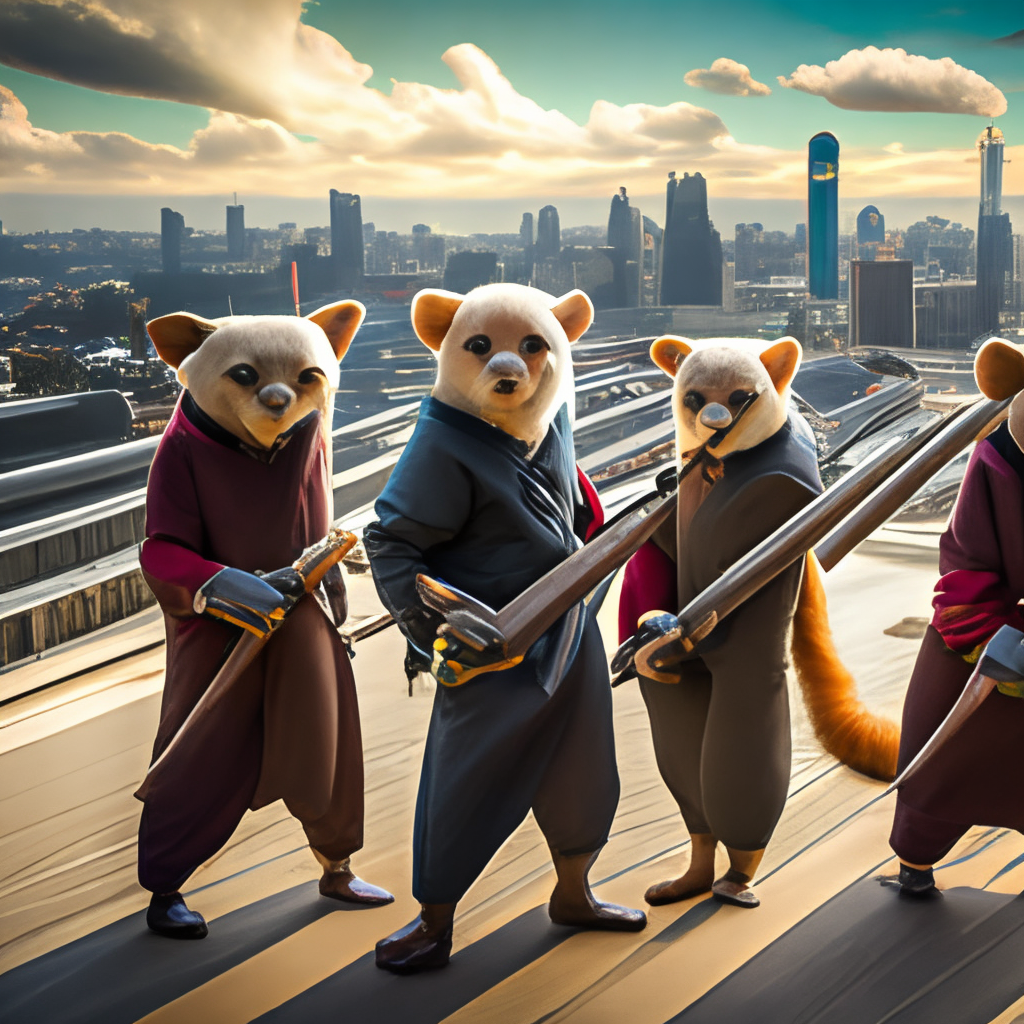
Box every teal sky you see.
[4,0,1021,153]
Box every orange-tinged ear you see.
[307,299,365,362]
[650,336,693,377]
[550,290,594,343]
[147,312,219,369]
[759,337,802,394]
[975,338,1024,400]
[411,289,464,351]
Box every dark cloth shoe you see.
[319,865,394,906]
[146,892,208,939]
[899,864,937,896]
[375,904,455,974]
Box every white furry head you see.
[411,283,593,451]
[974,338,1024,452]
[650,335,802,458]
[147,300,364,450]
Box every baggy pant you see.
[412,613,620,904]
[137,600,365,894]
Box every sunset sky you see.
[0,0,1021,233]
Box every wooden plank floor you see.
[3,538,1023,1023]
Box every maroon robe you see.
[891,424,1024,865]
[136,394,364,894]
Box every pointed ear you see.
[411,289,464,351]
[308,300,365,362]
[759,337,802,394]
[975,339,1024,400]
[550,290,594,343]
[649,336,693,377]
[146,312,219,369]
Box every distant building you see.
[444,251,498,293]
[660,171,722,306]
[808,132,839,299]
[160,207,185,274]
[856,205,884,261]
[915,280,976,349]
[642,215,663,307]
[329,189,364,289]
[520,212,534,282]
[795,223,807,252]
[976,126,1013,336]
[536,206,560,260]
[849,259,914,348]
[607,187,643,307]
[226,203,245,260]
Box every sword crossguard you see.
[430,632,523,687]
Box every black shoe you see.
[898,864,937,897]
[147,892,208,939]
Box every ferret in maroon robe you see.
[890,422,1024,866]
[136,393,365,895]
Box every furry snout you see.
[258,383,295,415]
[486,351,529,394]
[698,403,732,431]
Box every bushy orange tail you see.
[790,552,900,781]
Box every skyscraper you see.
[161,207,185,274]
[536,206,560,260]
[226,201,245,260]
[849,259,914,348]
[856,205,884,261]
[976,126,1013,336]
[329,189,364,289]
[808,132,839,299]
[660,171,722,306]
[519,213,534,283]
[607,187,643,307]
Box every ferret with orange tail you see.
[618,335,899,909]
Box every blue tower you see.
[808,132,839,299]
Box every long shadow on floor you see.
[674,878,1024,1024]
[0,882,340,1024]
[255,906,574,1024]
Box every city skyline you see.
[0,0,1021,235]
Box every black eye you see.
[683,390,705,413]
[298,367,324,385]
[226,363,258,387]
[729,389,754,406]
[464,335,491,355]
[521,335,548,355]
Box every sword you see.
[419,393,761,687]
[612,394,1010,685]
[135,525,358,799]
[884,625,1024,796]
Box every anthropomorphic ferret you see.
[137,303,393,938]
[619,335,899,908]
[890,338,1024,896]
[363,283,646,974]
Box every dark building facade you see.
[976,126,1012,336]
[536,206,560,260]
[160,207,185,274]
[915,281,976,349]
[607,187,643,307]
[226,203,245,260]
[856,205,884,261]
[808,132,839,299]
[660,171,722,306]
[329,189,364,289]
[443,251,498,293]
[849,259,914,348]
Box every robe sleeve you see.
[932,447,1024,654]
[363,431,474,653]
[139,431,224,618]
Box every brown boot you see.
[548,850,647,932]
[711,847,764,909]
[313,851,394,906]
[645,833,717,906]
[375,903,456,974]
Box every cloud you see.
[684,58,771,97]
[778,47,1006,116]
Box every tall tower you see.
[226,198,245,260]
[161,207,184,274]
[807,132,839,299]
[660,171,722,305]
[329,189,365,289]
[607,187,643,307]
[976,126,1012,335]
[519,212,534,282]
[856,205,884,261]
[536,206,560,259]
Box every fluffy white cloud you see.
[684,58,771,97]
[778,47,1007,116]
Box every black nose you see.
[493,379,518,394]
